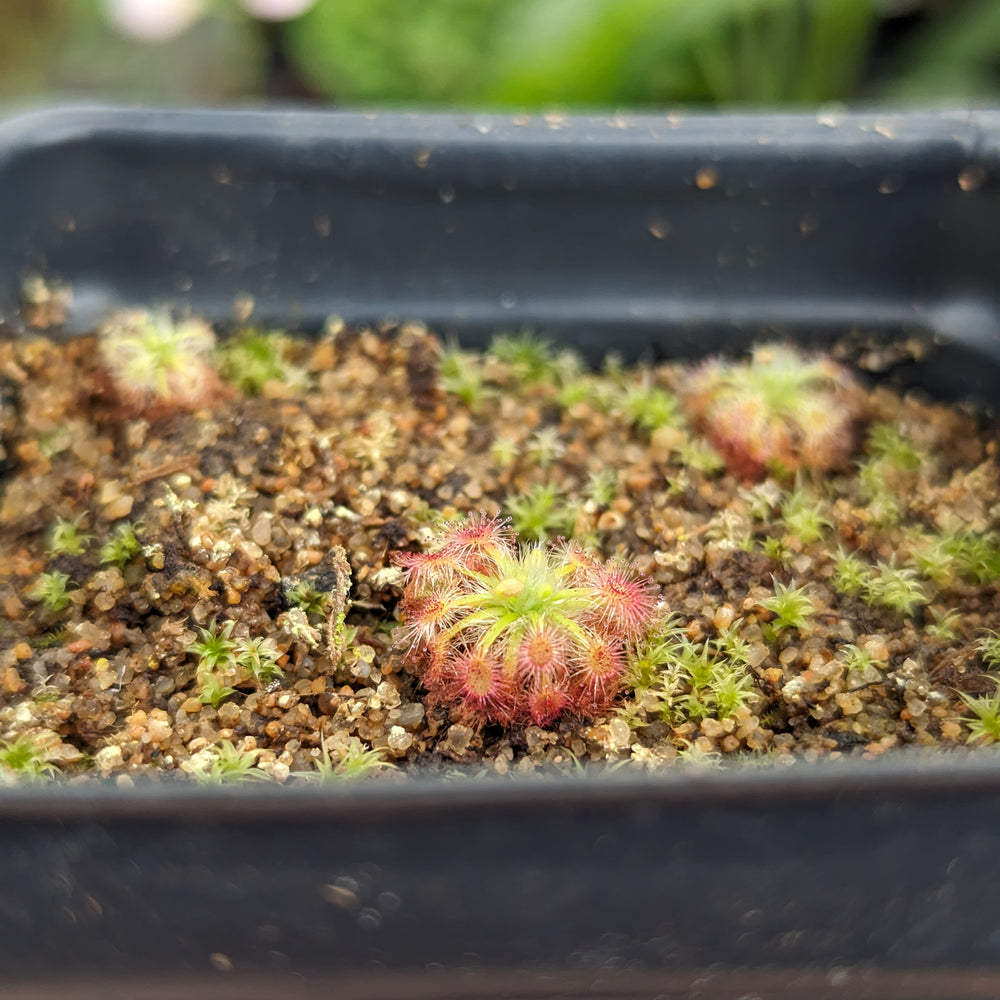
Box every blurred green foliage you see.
[0,0,261,104]
[2,0,999,108]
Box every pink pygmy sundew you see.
[96,309,226,419]
[680,342,862,481]
[393,513,660,727]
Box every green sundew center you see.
[492,574,565,620]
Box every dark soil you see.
[0,317,998,784]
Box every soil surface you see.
[0,317,998,784]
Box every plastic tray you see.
[0,106,999,999]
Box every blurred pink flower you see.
[103,0,203,42]
[104,0,318,42]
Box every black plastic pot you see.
[0,106,999,999]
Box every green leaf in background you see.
[282,0,510,103]
[485,0,879,107]
[879,0,1000,103]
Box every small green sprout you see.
[742,481,784,521]
[217,328,305,396]
[976,631,1000,671]
[47,515,91,556]
[781,487,830,544]
[925,608,963,642]
[710,667,757,719]
[832,550,929,619]
[505,483,573,542]
[627,618,756,726]
[912,529,1000,588]
[832,548,870,597]
[944,531,1000,584]
[856,460,902,527]
[838,642,886,680]
[760,535,793,566]
[198,674,237,709]
[960,682,1000,745]
[855,425,924,528]
[439,341,492,410]
[99,522,143,570]
[488,330,558,385]
[524,427,566,468]
[865,423,923,471]
[623,384,681,434]
[187,620,239,672]
[676,438,725,476]
[296,739,396,782]
[285,580,328,619]
[583,469,618,508]
[27,571,75,613]
[184,740,266,784]
[0,734,59,782]
[761,579,815,634]
[864,562,928,618]
[556,374,616,413]
[32,627,68,650]
[235,636,284,685]
[489,435,520,469]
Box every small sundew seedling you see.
[855,425,925,528]
[216,328,305,396]
[294,738,396,782]
[284,580,328,619]
[760,535,793,566]
[47,515,91,557]
[439,341,493,411]
[97,309,222,417]
[524,427,566,468]
[629,620,756,726]
[198,674,237,709]
[187,620,239,672]
[0,734,58,782]
[832,547,870,597]
[393,513,660,727]
[925,608,963,642]
[183,740,266,784]
[742,481,784,521]
[488,330,559,385]
[557,374,616,413]
[856,460,902,527]
[235,636,284,685]
[960,682,1000,745]
[505,483,573,542]
[864,562,928,618]
[622,384,681,434]
[583,469,619,508]
[832,550,928,619]
[676,438,725,476]
[99,522,143,570]
[865,422,923,471]
[781,487,830,544]
[27,571,75,614]
[489,435,520,469]
[976,631,1000,671]
[911,529,1000,588]
[680,342,860,481]
[761,579,815,634]
[838,642,886,680]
